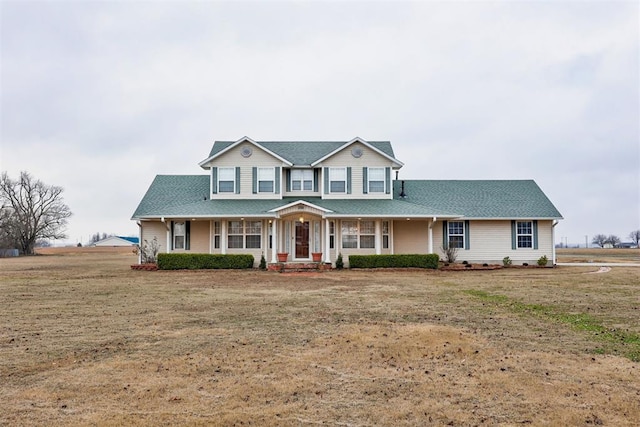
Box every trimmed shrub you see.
[537,255,548,266]
[157,253,254,270]
[336,253,344,270]
[348,254,439,269]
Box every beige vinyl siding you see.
[188,220,210,253]
[210,143,285,200]
[140,221,168,253]
[436,220,555,264]
[392,220,430,253]
[319,142,394,200]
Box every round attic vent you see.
[241,146,253,158]
[351,147,363,158]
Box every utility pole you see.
[585,235,588,249]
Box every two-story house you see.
[132,137,563,266]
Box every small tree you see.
[259,254,267,270]
[138,237,160,264]
[440,243,459,264]
[628,230,640,247]
[591,234,608,248]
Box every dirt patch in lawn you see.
[1,253,639,425]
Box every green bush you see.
[537,255,548,266]
[348,254,439,269]
[336,253,344,269]
[503,256,512,267]
[157,253,254,270]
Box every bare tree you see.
[629,230,640,247]
[591,234,608,248]
[0,171,72,255]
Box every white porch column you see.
[271,219,278,263]
[375,220,382,255]
[324,219,331,263]
[221,220,227,255]
[428,217,436,254]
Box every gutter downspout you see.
[136,221,142,264]
[552,220,559,265]
[428,217,437,254]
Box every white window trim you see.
[218,167,236,193]
[368,167,386,193]
[329,167,347,194]
[516,221,533,249]
[341,220,376,249]
[173,221,186,250]
[448,221,465,249]
[258,167,275,193]
[291,169,313,192]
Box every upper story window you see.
[368,168,385,193]
[329,168,347,193]
[291,170,313,191]
[218,167,236,193]
[448,221,465,249]
[258,168,274,193]
[517,221,533,248]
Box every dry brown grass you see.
[1,248,639,426]
[557,247,640,263]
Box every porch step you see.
[268,262,332,273]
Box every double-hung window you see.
[341,220,358,248]
[218,167,236,193]
[448,221,465,249]
[173,221,186,249]
[382,221,390,249]
[517,221,533,248]
[228,221,244,248]
[291,169,313,191]
[368,168,385,193]
[245,221,262,248]
[258,168,274,193]
[359,221,375,248]
[329,168,347,193]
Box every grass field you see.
[1,248,639,426]
[557,248,640,264]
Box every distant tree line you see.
[0,171,72,255]
[591,230,640,248]
[89,232,115,245]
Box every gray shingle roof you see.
[208,140,396,166]
[394,180,563,219]
[132,176,562,220]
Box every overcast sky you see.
[1,1,638,246]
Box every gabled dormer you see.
[199,137,404,201]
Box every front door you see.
[295,221,310,259]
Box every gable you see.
[199,137,291,168]
[201,137,402,167]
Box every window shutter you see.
[313,169,319,192]
[170,221,175,250]
[443,221,448,248]
[362,167,368,194]
[235,167,241,194]
[324,167,329,194]
[286,169,291,192]
[464,220,470,250]
[211,167,218,194]
[275,167,280,194]
[385,167,391,194]
[533,220,538,249]
[252,167,257,194]
[185,221,190,250]
[511,220,517,250]
[347,167,352,194]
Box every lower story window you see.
[329,221,335,249]
[214,221,221,249]
[448,221,464,249]
[517,221,533,248]
[245,220,262,249]
[228,221,243,248]
[359,220,375,249]
[341,220,358,249]
[382,221,389,249]
[173,221,186,249]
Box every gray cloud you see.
[1,1,637,245]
